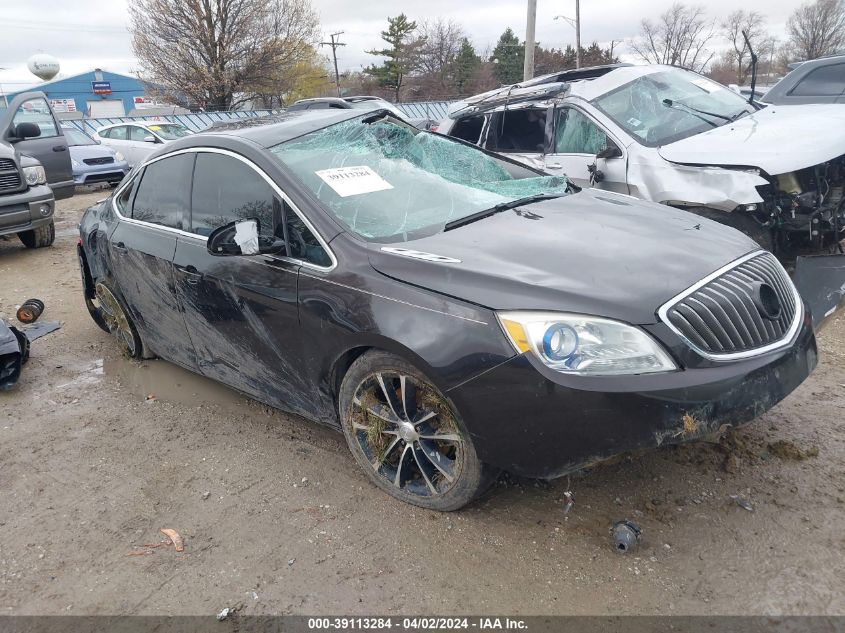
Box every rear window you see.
[131,153,194,229]
[790,63,845,97]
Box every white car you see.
[440,64,845,256]
[95,121,192,167]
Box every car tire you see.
[684,206,774,252]
[93,280,145,359]
[18,221,56,249]
[338,350,498,511]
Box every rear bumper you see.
[448,311,817,479]
[0,185,54,236]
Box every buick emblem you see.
[751,282,782,321]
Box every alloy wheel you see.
[349,372,464,498]
[94,282,138,356]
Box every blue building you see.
[3,69,151,118]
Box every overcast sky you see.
[0,0,799,93]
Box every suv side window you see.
[555,108,609,154]
[131,153,194,229]
[790,63,845,97]
[190,153,276,238]
[449,115,485,144]
[487,109,546,152]
[13,98,58,138]
[283,202,331,267]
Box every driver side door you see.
[543,106,628,192]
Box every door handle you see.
[113,241,127,253]
[175,264,203,285]
[52,145,67,152]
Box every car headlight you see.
[71,158,81,169]
[114,151,125,162]
[22,166,47,186]
[497,311,677,375]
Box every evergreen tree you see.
[491,28,524,85]
[453,38,481,94]
[365,14,421,101]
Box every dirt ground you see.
[0,189,843,616]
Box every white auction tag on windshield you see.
[316,166,393,197]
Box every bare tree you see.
[787,0,845,60]
[629,2,716,72]
[721,11,766,84]
[416,19,466,97]
[130,0,321,110]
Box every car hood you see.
[368,190,759,325]
[69,144,117,160]
[658,104,845,175]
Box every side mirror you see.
[11,122,41,141]
[207,219,286,257]
[596,144,622,160]
[143,135,157,143]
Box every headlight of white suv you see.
[114,151,125,162]
[22,166,47,186]
[497,311,677,376]
[71,158,81,169]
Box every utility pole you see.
[575,0,581,69]
[321,32,346,97]
[523,0,537,81]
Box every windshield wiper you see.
[444,193,564,231]
[662,98,731,125]
[728,108,752,122]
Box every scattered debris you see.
[288,558,296,566]
[202,491,211,500]
[724,454,742,474]
[160,528,184,552]
[16,298,45,324]
[611,520,642,554]
[216,607,233,621]
[562,491,575,514]
[22,320,61,342]
[145,393,157,402]
[0,319,29,390]
[767,440,819,461]
[682,413,699,437]
[730,495,754,512]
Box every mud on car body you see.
[78,109,817,510]
[440,64,845,259]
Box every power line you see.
[320,32,346,97]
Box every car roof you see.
[98,121,183,130]
[192,107,390,148]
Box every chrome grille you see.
[0,159,16,170]
[660,252,801,358]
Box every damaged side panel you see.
[0,320,29,390]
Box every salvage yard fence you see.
[62,101,454,136]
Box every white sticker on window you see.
[315,166,393,198]
[627,117,642,127]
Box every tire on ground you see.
[18,221,56,249]
[338,349,498,511]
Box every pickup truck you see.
[0,91,73,248]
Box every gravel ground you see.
[0,189,843,616]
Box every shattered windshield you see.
[593,69,754,147]
[271,115,569,242]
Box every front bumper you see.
[73,161,130,185]
[448,311,817,479]
[0,185,55,236]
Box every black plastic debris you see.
[793,254,845,331]
[16,298,45,324]
[23,320,61,342]
[0,319,30,390]
[611,519,642,554]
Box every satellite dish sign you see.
[27,54,60,81]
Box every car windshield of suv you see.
[63,128,97,146]
[146,123,191,140]
[271,115,569,242]
[593,69,754,146]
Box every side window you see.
[555,108,609,154]
[790,64,845,97]
[284,203,331,267]
[131,153,194,229]
[449,115,485,144]
[13,98,58,137]
[190,153,276,238]
[488,109,546,152]
[115,179,135,215]
[129,126,150,141]
[108,126,128,141]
